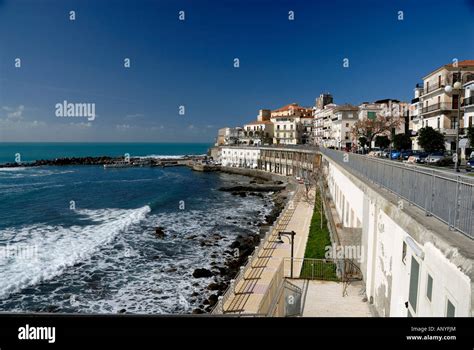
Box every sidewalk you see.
[221,184,315,314]
[293,280,372,317]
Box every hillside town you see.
[213,60,474,171]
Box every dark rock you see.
[192,268,214,278]
[192,308,205,314]
[208,294,218,306]
[155,227,165,238]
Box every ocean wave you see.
[139,154,206,159]
[0,205,150,300]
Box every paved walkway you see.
[293,280,372,317]
[221,184,315,314]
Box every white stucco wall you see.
[326,159,472,317]
[220,147,260,168]
[327,162,363,228]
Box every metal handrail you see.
[211,185,301,314]
[320,148,474,238]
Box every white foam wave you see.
[0,205,150,299]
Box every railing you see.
[421,102,456,114]
[284,258,341,281]
[211,186,301,314]
[462,96,474,107]
[320,148,474,239]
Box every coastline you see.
[0,154,291,314]
[190,166,293,314]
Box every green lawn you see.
[303,190,331,259]
[300,190,338,281]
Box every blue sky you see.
[1,0,474,142]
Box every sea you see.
[0,143,272,314]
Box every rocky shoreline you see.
[1,155,291,314]
[0,155,204,168]
[189,174,291,314]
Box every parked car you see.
[466,157,474,172]
[401,150,414,161]
[407,151,429,164]
[426,151,453,166]
[368,148,382,157]
[381,149,390,158]
[390,150,401,160]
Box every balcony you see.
[438,128,457,136]
[423,79,448,94]
[421,102,456,115]
[462,96,474,108]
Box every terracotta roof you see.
[272,103,310,112]
[445,60,474,68]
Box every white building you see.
[410,84,425,150]
[329,104,358,150]
[271,103,312,145]
[215,127,243,146]
[220,147,260,168]
[461,79,474,158]
[419,60,474,152]
[313,103,337,147]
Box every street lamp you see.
[277,231,296,278]
[445,78,464,172]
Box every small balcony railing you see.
[424,79,449,94]
[462,96,474,107]
[421,102,456,114]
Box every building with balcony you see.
[410,84,425,150]
[356,99,409,149]
[461,79,474,158]
[300,116,314,144]
[241,109,274,145]
[313,103,337,147]
[215,127,244,146]
[328,104,358,150]
[419,60,474,151]
[270,103,312,145]
[220,147,260,168]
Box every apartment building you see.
[410,84,425,150]
[270,103,312,145]
[313,103,337,147]
[329,104,358,150]
[418,60,474,151]
[220,147,260,168]
[300,116,314,144]
[356,99,410,149]
[215,127,243,146]
[241,109,274,145]
[461,79,474,157]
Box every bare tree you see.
[351,115,402,151]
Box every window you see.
[367,111,376,120]
[446,299,455,317]
[346,123,349,127]
[426,274,433,301]
[437,118,440,129]
[402,241,407,264]
[408,257,420,313]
